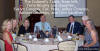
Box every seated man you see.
[34,14,51,38]
[66,15,84,36]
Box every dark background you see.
[0,0,15,32]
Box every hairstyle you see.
[2,19,12,32]
[40,14,44,17]
[82,16,89,20]
[68,15,75,18]
[86,19,98,40]
[40,14,45,19]
[86,19,96,31]
[11,18,18,26]
[11,17,16,20]
[23,18,30,27]
[11,18,18,33]
[40,14,46,22]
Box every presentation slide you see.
[54,0,86,17]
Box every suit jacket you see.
[66,21,83,34]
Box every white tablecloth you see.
[21,42,58,51]
[16,37,59,51]
[16,36,83,51]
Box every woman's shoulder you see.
[3,31,9,40]
[19,25,25,29]
[91,30,97,35]
[3,31,9,35]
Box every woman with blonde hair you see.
[11,18,18,41]
[2,19,13,51]
[12,18,18,34]
[79,19,99,51]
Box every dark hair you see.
[12,17,16,20]
[68,15,75,18]
[24,18,30,23]
[40,14,44,17]
[25,18,29,21]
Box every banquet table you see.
[16,37,59,51]
[15,34,84,51]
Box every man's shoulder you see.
[45,22,51,26]
[75,21,81,24]
[68,22,71,25]
[35,22,41,24]
[45,22,49,24]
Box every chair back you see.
[58,41,76,51]
[13,43,27,51]
[0,39,5,51]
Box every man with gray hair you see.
[82,16,89,25]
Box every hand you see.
[70,33,73,36]
[45,31,49,35]
[83,44,88,47]
[12,40,16,43]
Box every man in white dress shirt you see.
[66,15,84,35]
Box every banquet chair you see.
[0,33,3,40]
[13,43,28,51]
[58,41,76,51]
[49,41,76,51]
[49,49,63,51]
[0,39,5,51]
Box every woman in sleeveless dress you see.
[2,19,13,51]
[79,19,99,51]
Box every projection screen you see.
[54,0,86,18]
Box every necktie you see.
[70,24,73,33]
[42,23,45,31]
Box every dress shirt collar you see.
[71,22,75,26]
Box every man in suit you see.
[66,15,84,35]
[34,14,51,38]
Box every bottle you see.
[50,30,54,38]
[35,26,40,38]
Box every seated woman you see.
[2,19,13,51]
[18,18,30,36]
[12,18,18,34]
[11,18,18,41]
[79,19,99,51]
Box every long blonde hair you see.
[86,19,99,40]
[87,19,96,31]
[2,19,12,32]
[11,18,18,33]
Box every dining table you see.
[15,33,84,51]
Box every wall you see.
[87,0,100,27]
[48,0,100,27]
[0,0,15,32]
[49,0,100,27]
[0,0,6,33]
[15,0,100,28]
